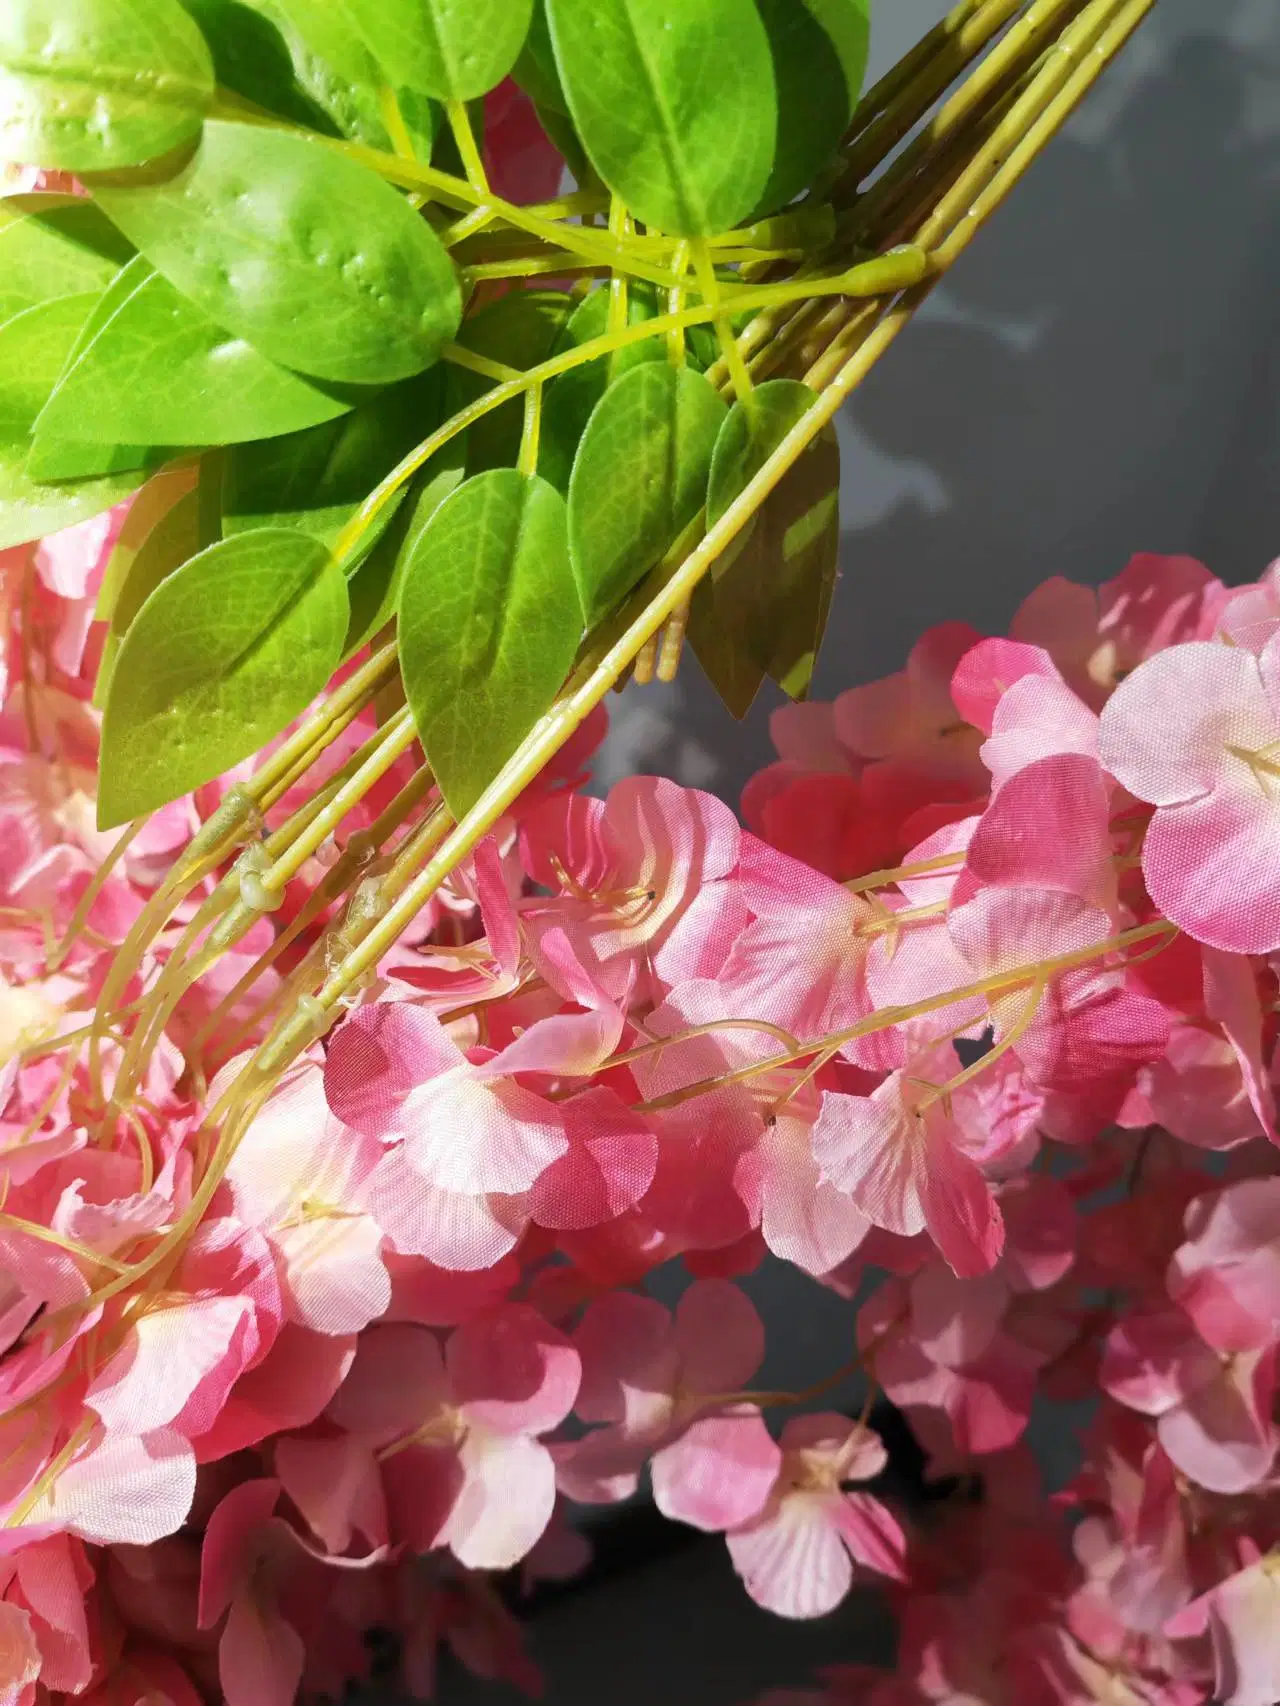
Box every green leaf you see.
[567,362,725,627]
[342,436,465,657]
[0,439,147,549]
[93,119,462,385]
[185,0,437,155]
[34,257,361,450]
[0,294,98,434]
[0,195,133,322]
[221,369,445,559]
[545,0,775,237]
[754,0,870,215]
[692,378,840,711]
[94,478,203,705]
[398,468,580,817]
[343,0,533,102]
[0,0,215,171]
[98,527,349,826]
[447,290,574,475]
[537,282,671,495]
[513,0,567,114]
[95,464,198,622]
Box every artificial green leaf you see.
[33,257,360,452]
[186,0,437,156]
[398,468,580,817]
[537,282,669,495]
[0,195,133,323]
[513,0,567,114]
[754,0,870,215]
[342,437,466,657]
[94,480,203,704]
[545,0,775,237]
[98,528,349,826]
[692,378,840,709]
[0,295,98,434]
[221,369,445,560]
[0,440,147,549]
[567,362,725,627]
[95,464,198,622]
[0,0,215,171]
[343,0,533,102]
[447,290,574,475]
[93,119,462,385]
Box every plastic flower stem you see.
[46,818,141,969]
[916,977,1046,1110]
[445,98,489,195]
[331,249,929,566]
[636,921,1176,1113]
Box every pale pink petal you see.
[981,674,1099,788]
[769,701,849,772]
[0,1602,40,1701]
[1098,641,1275,806]
[1209,1560,1280,1706]
[472,835,520,978]
[571,1291,675,1427]
[1157,1352,1277,1495]
[38,1429,196,1545]
[651,1412,780,1532]
[760,1118,869,1277]
[273,1211,390,1336]
[192,1326,355,1463]
[831,1492,909,1581]
[528,1087,657,1231]
[811,1082,923,1239]
[442,1430,556,1569]
[86,1296,256,1435]
[727,1492,853,1619]
[363,1148,525,1270]
[965,753,1114,906]
[951,638,1060,735]
[1142,778,1280,955]
[1100,1309,1220,1418]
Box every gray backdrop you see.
[440,2,1280,1699]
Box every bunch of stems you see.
[62,0,1156,1221]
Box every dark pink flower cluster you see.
[4,509,1280,1706]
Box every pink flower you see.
[520,775,746,1004]
[1205,1554,1280,1706]
[1101,1307,1278,1493]
[1167,1179,1280,1353]
[1099,637,1280,953]
[833,621,986,788]
[725,1415,906,1617]
[327,1306,580,1569]
[225,1059,390,1335]
[811,1037,1005,1277]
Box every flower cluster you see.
[4,490,1280,1704]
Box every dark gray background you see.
[439,2,1280,1699]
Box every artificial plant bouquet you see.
[9,2,1280,1705]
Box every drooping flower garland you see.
[3,507,1280,1706]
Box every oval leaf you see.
[0,0,215,171]
[94,119,462,385]
[343,0,533,102]
[34,257,360,448]
[398,469,581,818]
[0,194,133,322]
[99,528,349,826]
[0,439,146,549]
[693,378,840,708]
[545,0,775,237]
[567,362,726,627]
[0,294,98,434]
[94,478,203,704]
[754,0,870,215]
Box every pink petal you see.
[1157,1351,1277,1494]
[274,1434,385,1557]
[472,835,520,978]
[571,1291,674,1426]
[0,1602,40,1699]
[326,1323,449,1445]
[965,753,1114,905]
[36,1429,196,1546]
[674,1279,766,1397]
[1209,1561,1280,1706]
[192,1325,355,1463]
[449,1304,580,1437]
[1100,1309,1220,1417]
[981,673,1099,787]
[219,1593,304,1706]
[760,1118,869,1277]
[442,1431,556,1570]
[199,1478,281,1628]
[86,1296,256,1435]
[831,1491,908,1581]
[810,1082,923,1238]
[726,1491,853,1618]
[528,1086,657,1231]
[1143,779,1280,954]
[1099,641,1275,806]
[652,1412,781,1532]
[363,1148,526,1269]
[323,1004,464,1140]
[951,638,1060,735]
